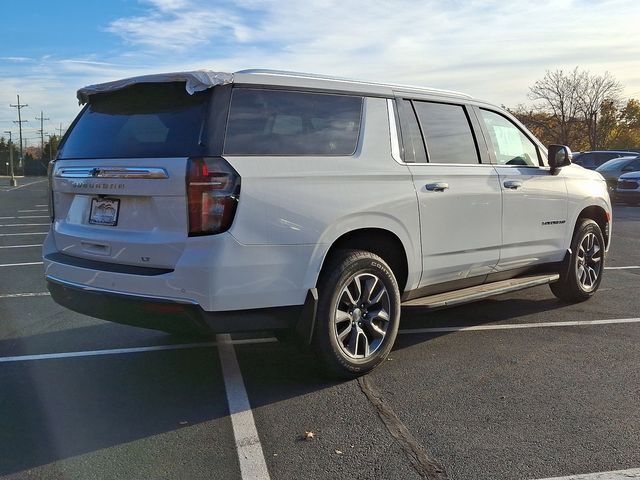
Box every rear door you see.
[49,82,225,269]
[396,98,502,287]
[475,107,568,271]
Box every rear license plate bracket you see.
[89,198,120,226]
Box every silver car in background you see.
[596,155,640,200]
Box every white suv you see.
[44,69,612,377]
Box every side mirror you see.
[548,144,572,172]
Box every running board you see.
[402,273,560,309]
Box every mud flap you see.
[295,288,318,345]
[559,248,573,281]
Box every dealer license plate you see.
[89,198,120,226]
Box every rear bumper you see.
[42,228,316,311]
[47,276,302,334]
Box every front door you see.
[476,108,568,272]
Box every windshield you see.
[59,83,210,159]
[597,157,636,171]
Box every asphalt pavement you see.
[1,177,639,480]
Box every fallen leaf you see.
[179,421,188,425]
[335,449,343,455]
[302,431,316,441]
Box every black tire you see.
[312,249,401,379]
[550,219,605,302]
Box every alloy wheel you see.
[334,273,391,359]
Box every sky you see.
[1,0,640,147]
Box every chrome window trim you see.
[54,166,169,179]
[387,99,403,164]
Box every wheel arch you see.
[317,228,411,294]
[576,205,610,249]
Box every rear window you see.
[59,83,210,159]
[224,89,363,156]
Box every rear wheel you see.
[313,250,400,378]
[550,219,605,302]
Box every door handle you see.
[503,180,523,190]
[425,182,449,192]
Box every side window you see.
[413,101,480,164]
[396,99,427,163]
[480,109,540,166]
[224,88,363,156]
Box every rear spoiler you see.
[77,70,233,104]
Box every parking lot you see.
[1,177,639,480]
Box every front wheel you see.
[550,219,605,302]
[313,250,400,378]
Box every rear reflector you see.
[187,157,240,236]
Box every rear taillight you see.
[187,157,240,236]
[47,160,55,222]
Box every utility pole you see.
[57,123,64,137]
[10,95,28,181]
[3,131,16,187]
[35,111,49,161]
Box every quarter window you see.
[396,100,427,163]
[480,109,540,166]
[413,101,480,164]
[224,89,363,156]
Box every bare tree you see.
[527,67,623,150]
[579,72,622,149]
[528,67,584,148]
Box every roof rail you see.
[234,69,472,99]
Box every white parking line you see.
[0,216,49,220]
[0,261,43,267]
[534,467,640,479]
[0,244,42,249]
[3,179,47,191]
[0,317,638,364]
[0,232,48,236]
[217,334,271,480]
[399,318,640,335]
[0,338,277,363]
[0,292,50,299]
[0,223,50,227]
[17,209,48,213]
[605,266,640,270]
[35,204,47,207]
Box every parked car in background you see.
[596,155,640,200]
[616,171,640,206]
[572,150,637,170]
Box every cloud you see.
[105,0,248,52]
[102,0,640,104]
